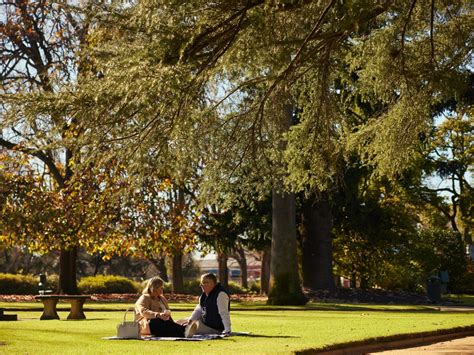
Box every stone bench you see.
[0,308,17,321]
[34,295,91,320]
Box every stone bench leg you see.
[40,299,60,320]
[67,299,86,320]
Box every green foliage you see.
[335,224,467,293]
[332,153,468,292]
[374,227,466,293]
[451,262,474,295]
[3,0,472,301]
[182,279,202,295]
[451,271,474,295]
[178,279,256,295]
[332,163,419,289]
[0,273,37,295]
[248,280,261,294]
[345,1,473,179]
[78,275,140,294]
[411,229,467,283]
[44,274,59,293]
[182,257,201,279]
[226,281,253,295]
[375,263,424,293]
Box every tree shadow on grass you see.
[233,303,442,313]
[302,304,440,313]
[231,334,298,339]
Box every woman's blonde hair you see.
[142,276,164,295]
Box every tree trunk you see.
[57,149,80,295]
[260,247,271,295]
[58,246,79,294]
[93,253,102,276]
[233,246,248,288]
[459,181,472,245]
[156,255,169,282]
[301,193,335,291]
[268,190,307,305]
[171,254,184,293]
[350,273,357,288]
[217,252,229,287]
[267,95,307,305]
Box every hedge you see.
[0,273,38,294]
[78,275,141,294]
[0,272,260,295]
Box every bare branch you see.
[0,137,65,187]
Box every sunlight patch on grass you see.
[0,306,473,354]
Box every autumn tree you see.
[0,0,92,293]
[0,1,198,293]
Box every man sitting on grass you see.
[179,273,231,336]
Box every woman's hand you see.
[157,310,171,321]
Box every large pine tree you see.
[29,0,473,301]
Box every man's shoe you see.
[184,321,197,338]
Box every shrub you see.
[248,280,261,294]
[171,279,257,295]
[0,273,37,294]
[452,272,474,294]
[227,281,251,294]
[452,262,474,295]
[183,279,202,295]
[163,281,172,293]
[44,274,59,292]
[78,275,140,294]
[375,262,425,293]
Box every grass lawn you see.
[1,302,473,354]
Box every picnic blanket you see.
[103,332,250,341]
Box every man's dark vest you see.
[199,283,230,331]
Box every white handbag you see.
[117,308,141,339]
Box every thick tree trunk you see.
[217,252,229,287]
[171,254,184,293]
[58,246,79,294]
[233,246,248,288]
[268,190,307,305]
[267,94,306,305]
[301,193,335,291]
[260,247,271,295]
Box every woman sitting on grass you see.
[135,276,197,338]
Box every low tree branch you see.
[0,137,65,187]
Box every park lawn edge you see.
[0,300,439,313]
[295,325,474,354]
[2,307,474,354]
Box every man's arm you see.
[217,292,231,334]
[189,303,203,321]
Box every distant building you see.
[194,253,261,282]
